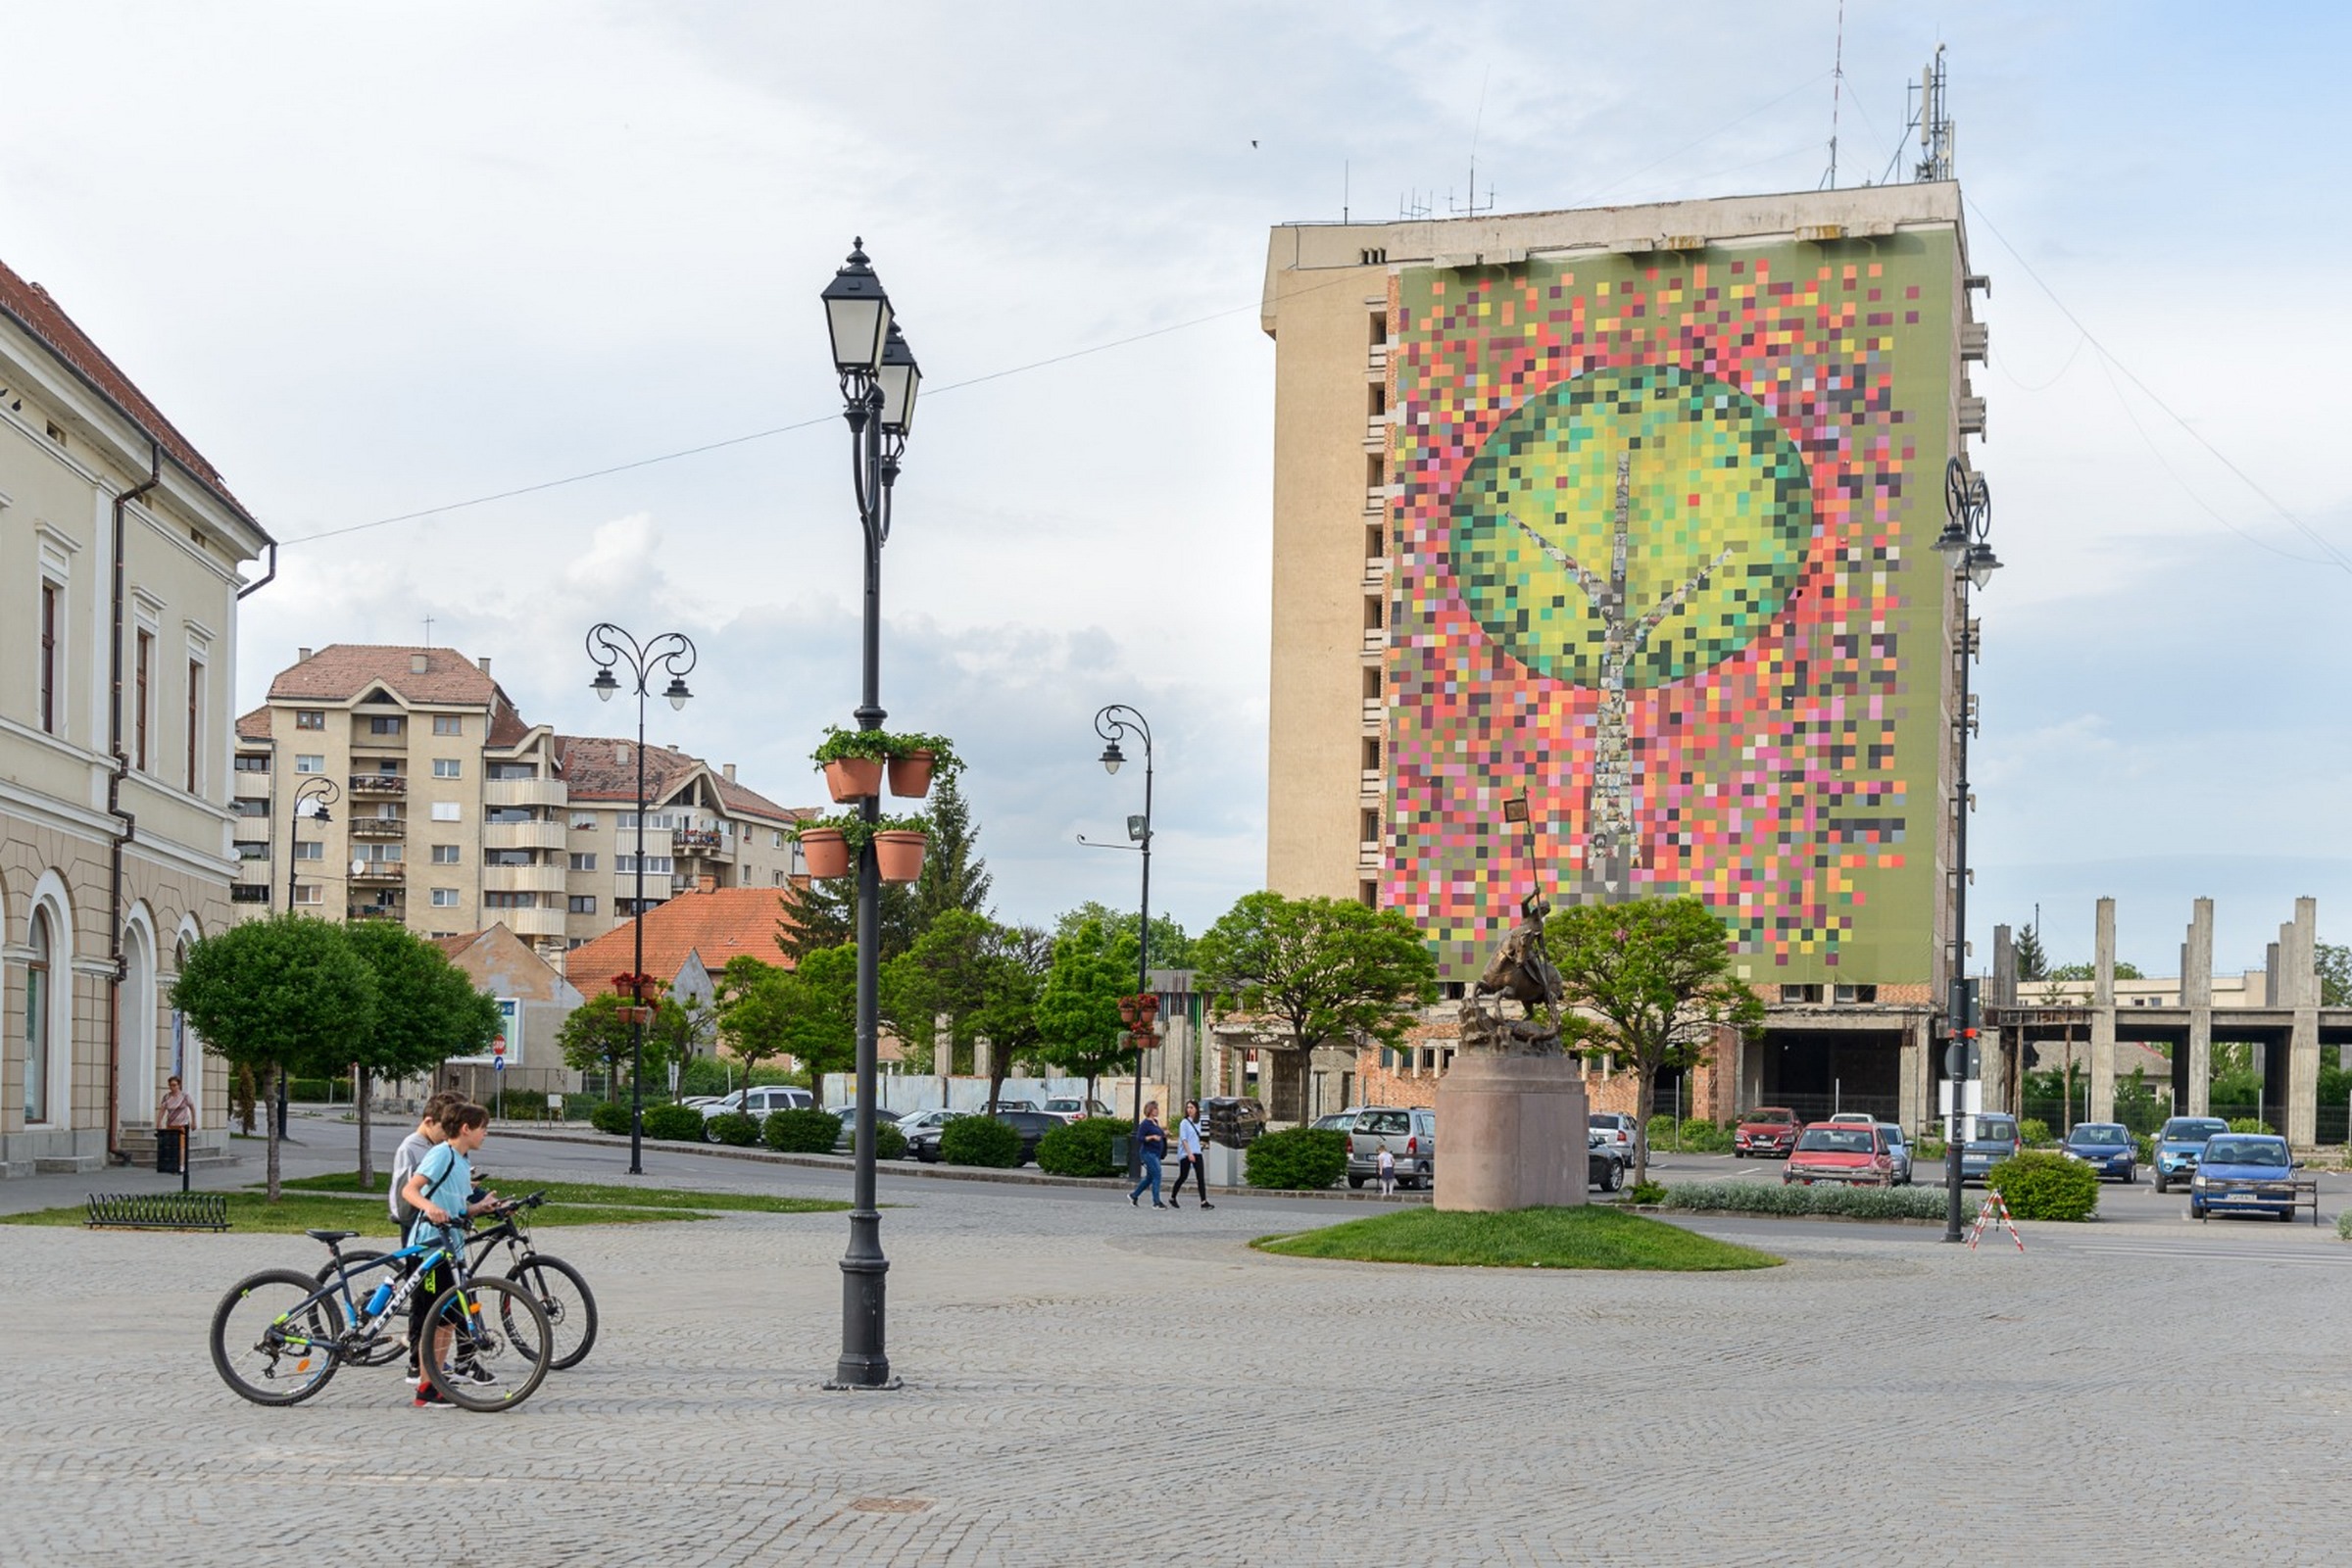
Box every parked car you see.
[1734,1106,1801,1158]
[903,1110,966,1161]
[1344,1107,1436,1190]
[2188,1134,2301,1221]
[1958,1113,2022,1185]
[1827,1111,1878,1126]
[908,1108,1060,1165]
[1589,1111,1641,1169]
[1202,1097,1269,1148]
[1041,1097,1115,1122]
[1310,1111,1360,1134]
[2151,1116,2230,1193]
[1783,1122,1895,1187]
[1588,1130,1626,1193]
[1876,1123,1913,1185]
[982,1098,1040,1113]
[700,1085,814,1122]
[2059,1121,2137,1183]
[679,1095,724,1109]
[828,1104,902,1152]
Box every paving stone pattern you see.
[3,1182,2349,1565]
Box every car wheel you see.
[2151,1173,2165,1194]
[2191,1201,2205,1221]
[2122,1165,2134,1185]
[2278,1206,2297,1223]
[1600,1161,1622,1193]
[1348,1175,1364,1189]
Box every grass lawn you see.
[0,1191,704,1233]
[272,1171,848,1215]
[1252,1204,1782,1272]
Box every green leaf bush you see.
[1036,1117,1134,1177]
[706,1111,761,1147]
[868,1121,908,1160]
[589,1101,631,1136]
[1659,1181,1951,1221]
[764,1107,846,1153]
[1244,1127,1347,1191]
[1678,1117,1733,1153]
[1627,1180,1667,1204]
[2019,1118,2052,1147]
[2227,1117,2276,1136]
[939,1115,1023,1167]
[642,1103,708,1142]
[1986,1150,2100,1221]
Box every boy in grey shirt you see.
[389,1092,459,1377]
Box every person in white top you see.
[1167,1100,1213,1209]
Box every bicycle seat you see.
[305,1229,361,1244]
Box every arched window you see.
[25,907,53,1124]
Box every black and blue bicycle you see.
[209,1216,552,1412]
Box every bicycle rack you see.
[84,1193,229,1231]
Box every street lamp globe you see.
[591,667,619,702]
[1966,542,2001,591]
[821,239,894,376]
[1099,740,1125,775]
[664,676,693,711]
[877,322,921,437]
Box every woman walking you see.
[1168,1100,1213,1209]
[1129,1101,1167,1209]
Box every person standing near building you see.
[1128,1101,1167,1209]
[155,1076,195,1175]
[1167,1100,1213,1209]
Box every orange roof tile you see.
[269,645,507,707]
[235,707,270,741]
[566,886,800,995]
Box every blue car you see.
[1958,1114,2022,1185]
[2150,1115,2230,1194]
[2187,1134,2300,1222]
[2059,1122,2136,1183]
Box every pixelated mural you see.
[1387,236,1954,980]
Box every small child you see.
[1377,1144,1396,1197]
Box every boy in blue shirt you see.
[400,1102,493,1407]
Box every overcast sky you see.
[5,2,2345,973]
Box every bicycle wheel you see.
[504,1253,598,1371]
[210,1269,345,1407]
[420,1277,550,1411]
[311,1251,407,1368]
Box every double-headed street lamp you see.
[821,238,920,1392]
[1936,457,1999,1244]
[1093,706,1154,1144]
[281,773,339,1137]
[586,621,696,1178]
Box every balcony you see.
[1360,698,1386,732]
[349,774,406,795]
[232,772,271,800]
[1362,417,1388,453]
[350,728,408,750]
[233,842,270,864]
[230,883,271,905]
[349,863,406,884]
[350,818,407,840]
[1361,560,1390,590]
[1357,840,1384,870]
[493,906,567,939]
[483,820,564,852]
[1360,627,1388,657]
[1360,768,1384,803]
[483,863,568,895]
[485,777,568,809]
[672,828,724,857]
[1367,344,1388,375]
[347,906,404,922]
[614,873,674,902]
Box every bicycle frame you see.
[298,1228,480,1366]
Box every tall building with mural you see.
[1261,183,1988,1127]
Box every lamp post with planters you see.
[1934,457,1998,1244]
[585,621,696,1178]
[819,238,921,1393]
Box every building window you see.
[431,802,461,821]
[430,888,460,908]
[233,840,269,860]
[368,715,405,736]
[432,714,463,736]
[38,583,62,734]
[230,798,268,818]
[1779,984,1825,1004]
[430,845,462,864]
[293,884,322,907]
[488,762,537,780]
[185,660,205,793]
[296,754,324,774]
[569,853,597,871]
[568,896,598,915]
[295,710,325,729]
[485,892,536,909]
[295,841,323,861]
[615,855,673,875]
[772,830,786,848]
[134,630,153,770]
[234,752,270,772]
[361,842,403,862]
[24,907,52,1122]
[1833,984,1880,1004]
[570,812,598,831]
[433,759,462,779]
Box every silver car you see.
[1344,1106,1436,1190]
[1876,1123,1913,1185]
[700,1085,813,1122]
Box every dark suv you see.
[1202,1097,1268,1148]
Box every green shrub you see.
[763,1107,843,1153]
[747,1066,805,1087]
[1244,1127,1347,1190]
[1917,1134,1947,1160]
[677,1057,735,1098]
[641,1103,707,1143]
[2019,1118,2051,1147]
[707,1111,761,1147]
[559,1093,599,1123]
[2227,1117,2276,1136]
[1678,1117,1734,1153]
[2337,1209,2352,1243]
[1660,1181,1950,1221]
[589,1101,631,1136]
[490,1090,548,1120]
[1986,1150,2099,1221]
[1627,1180,1667,1204]
[1644,1115,1679,1152]
[2135,1133,2155,1163]
[939,1115,1023,1167]
[869,1121,907,1160]
[1036,1117,1134,1177]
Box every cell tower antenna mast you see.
[1916,43,1955,181]
[1820,0,1846,189]
[1449,66,1495,218]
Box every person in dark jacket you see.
[1129,1102,1166,1209]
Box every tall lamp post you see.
[586,622,696,1178]
[821,238,920,1391]
[1936,457,1998,1244]
[1094,705,1154,1143]
[281,774,338,1138]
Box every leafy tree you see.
[881,909,1001,1073]
[559,991,694,1102]
[1035,916,1139,1104]
[775,873,920,965]
[1193,892,1437,1119]
[768,944,860,1105]
[713,956,798,1087]
[343,921,501,1190]
[171,913,379,1200]
[2318,943,2350,1007]
[911,773,993,931]
[2013,921,2048,983]
[1054,901,1195,970]
[1544,896,1764,1188]
[2044,960,2144,983]
[968,924,1053,1111]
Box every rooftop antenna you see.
[1819,0,1846,189]
[1399,187,1432,221]
[1449,66,1495,218]
[1344,159,1349,223]
[422,614,435,650]
[1916,43,1954,181]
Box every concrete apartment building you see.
[1,257,271,1174]
[232,645,806,965]
[1259,182,1987,1126]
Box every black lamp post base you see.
[823,1373,905,1392]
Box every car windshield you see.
[2204,1138,2288,1168]
[1878,1125,1906,1144]
[1796,1128,1877,1153]
[2067,1125,2129,1147]
[1972,1120,2017,1144]
[1745,1109,1796,1125]
[2164,1119,2229,1142]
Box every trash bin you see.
[156,1128,183,1176]
[1110,1134,1130,1169]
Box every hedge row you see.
[1244,1127,1347,1190]
[1658,1181,1951,1221]
[1036,1117,1132,1177]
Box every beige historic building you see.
[232,645,806,965]
[1,257,271,1174]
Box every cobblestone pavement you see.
[5,1146,2351,1565]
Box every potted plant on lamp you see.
[811,726,892,803]
[870,812,932,882]
[883,732,963,800]
[792,811,931,882]
[792,817,854,879]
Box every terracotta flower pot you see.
[799,828,852,879]
[872,830,928,884]
[823,757,883,803]
[886,750,937,799]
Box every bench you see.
[84,1193,229,1231]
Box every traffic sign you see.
[493,1054,505,1072]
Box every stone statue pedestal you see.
[1434,1053,1590,1212]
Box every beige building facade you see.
[1,258,270,1174]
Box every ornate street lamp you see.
[1093,704,1154,1155]
[280,772,339,1139]
[1937,458,1996,1244]
[585,621,697,1177]
[823,239,918,1392]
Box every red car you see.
[1782,1122,1895,1187]
[1734,1106,1801,1159]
